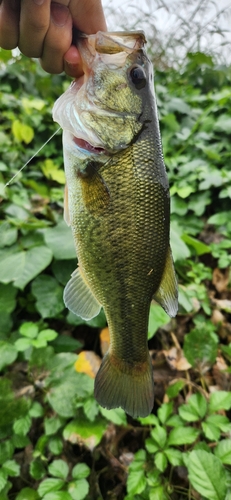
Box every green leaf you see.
[188,450,227,500]
[202,422,220,441]
[37,329,58,342]
[13,415,32,436]
[150,425,167,449]
[170,223,190,261]
[29,402,44,418]
[138,415,159,426]
[148,302,169,339]
[15,337,32,352]
[179,405,200,422]
[38,478,65,497]
[31,275,64,318]
[164,448,183,466]
[188,392,207,418]
[29,459,46,480]
[0,223,17,248]
[154,451,168,472]
[0,252,25,284]
[72,464,90,480]
[209,391,231,413]
[206,414,231,433]
[183,327,218,368]
[0,470,7,493]
[157,402,173,424]
[215,115,231,133]
[167,426,199,446]
[50,335,82,353]
[19,322,39,338]
[44,416,64,436]
[43,221,76,260]
[48,437,63,456]
[145,438,159,454]
[166,380,186,398]
[181,234,211,255]
[0,341,17,370]
[214,440,231,465]
[0,283,17,313]
[179,393,207,422]
[15,487,39,500]
[83,398,98,422]
[99,407,127,426]
[14,246,53,289]
[126,470,146,495]
[129,449,146,471]
[68,479,89,500]
[2,459,20,477]
[149,486,168,500]
[48,460,69,480]
[42,493,72,500]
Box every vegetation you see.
[1,36,231,500]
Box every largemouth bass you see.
[53,31,178,418]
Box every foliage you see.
[1,44,231,500]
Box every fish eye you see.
[129,65,146,89]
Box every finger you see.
[69,0,107,34]
[64,45,84,78]
[0,0,20,49]
[40,2,72,73]
[19,0,52,58]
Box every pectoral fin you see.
[64,268,101,320]
[153,246,178,318]
[78,161,110,216]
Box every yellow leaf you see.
[75,351,101,378]
[100,327,110,356]
[21,97,46,112]
[20,124,34,144]
[11,120,34,144]
[41,159,65,184]
[12,119,22,142]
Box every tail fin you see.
[94,351,154,418]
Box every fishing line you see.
[4,126,62,187]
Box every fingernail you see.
[33,0,45,5]
[51,2,69,27]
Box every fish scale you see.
[53,30,178,418]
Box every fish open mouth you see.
[73,136,106,154]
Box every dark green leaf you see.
[0,341,17,370]
[31,275,64,318]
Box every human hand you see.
[0,0,107,77]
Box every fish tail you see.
[94,351,154,418]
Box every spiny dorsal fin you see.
[64,267,101,320]
[153,246,178,318]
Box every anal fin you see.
[153,246,178,317]
[64,268,101,320]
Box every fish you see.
[53,30,178,418]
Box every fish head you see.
[53,31,154,155]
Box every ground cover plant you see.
[0,37,231,500]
